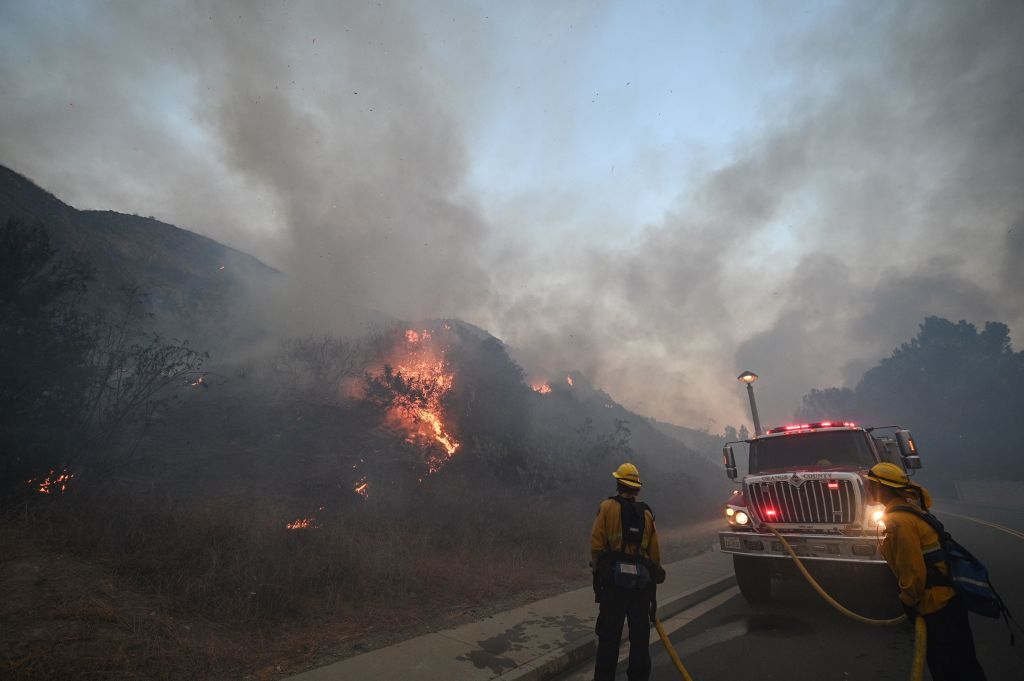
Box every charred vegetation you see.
[0,188,721,678]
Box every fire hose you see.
[653,616,694,681]
[763,524,927,681]
[642,525,926,681]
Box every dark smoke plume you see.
[2,1,1021,426]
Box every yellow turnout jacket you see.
[590,494,661,564]
[881,492,955,615]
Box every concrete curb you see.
[494,573,737,681]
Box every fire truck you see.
[718,421,922,602]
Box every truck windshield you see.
[748,431,876,474]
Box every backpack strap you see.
[609,496,651,555]
[887,505,952,587]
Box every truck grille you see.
[747,478,856,525]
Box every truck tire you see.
[734,555,772,603]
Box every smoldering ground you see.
[1,1,1021,427]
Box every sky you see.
[2,1,1022,430]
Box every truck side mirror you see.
[723,444,738,480]
[895,430,922,469]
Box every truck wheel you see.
[734,555,772,603]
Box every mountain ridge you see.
[0,163,279,344]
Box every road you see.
[556,500,1024,680]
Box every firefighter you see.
[865,462,987,681]
[590,463,662,681]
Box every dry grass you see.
[1,484,597,680]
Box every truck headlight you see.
[726,505,748,525]
[866,503,886,530]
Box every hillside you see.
[646,417,732,466]
[0,164,280,347]
[1,167,728,679]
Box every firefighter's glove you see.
[901,602,918,621]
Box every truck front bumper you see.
[719,530,886,564]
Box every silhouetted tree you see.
[797,317,1024,489]
[0,219,93,493]
[0,220,207,498]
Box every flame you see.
[286,517,321,530]
[354,476,370,499]
[387,358,460,458]
[190,374,206,388]
[27,469,74,495]
[531,382,552,394]
[405,329,432,344]
[566,375,574,387]
[372,329,460,477]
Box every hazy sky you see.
[2,1,1022,429]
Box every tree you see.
[80,288,207,462]
[796,317,1024,489]
[0,219,93,493]
[0,220,208,497]
[795,387,859,422]
[273,333,370,404]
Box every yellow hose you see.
[763,524,927,680]
[762,525,906,626]
[912,615,927,681]
[653,617,694,681]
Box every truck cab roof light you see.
[766,420,858,435]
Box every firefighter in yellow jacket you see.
[590,463,662,681]
[866,462,987,681]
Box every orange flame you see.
[405,329,432,344]
[566,375,574,387]
[374,329,460,477]
[286,517,321,530]
[531,382,552,394]
[354,476,370,499]
[190,374,206,388]
[27,469,74,495]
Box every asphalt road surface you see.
[558,500,1024,681]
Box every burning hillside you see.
[367,327,461,478]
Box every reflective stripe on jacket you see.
[881,496,955,615]
[590,495,661,564]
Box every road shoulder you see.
[285,548,734,681]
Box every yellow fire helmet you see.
[612,462,642,489]
[866,462,910,489]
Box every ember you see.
[285,517,321,530]
[531,382,552,394]
[566,375,574,387]
[353,476,370,499]
[27,469,74,494]
[405,329,432,344]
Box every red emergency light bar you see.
[765,421,857,435]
